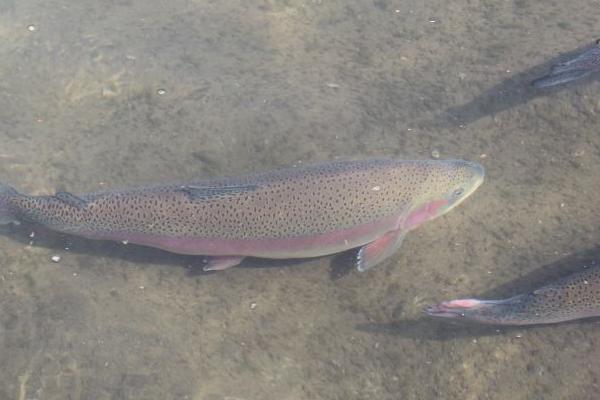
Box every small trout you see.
[426,267,600,325]
[532,39,600,89]
[0,159,483,271]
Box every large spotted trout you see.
[426,267,600,325]
[0,159,484,271]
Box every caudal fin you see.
[0,182,19,225]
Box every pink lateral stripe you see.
[81,213,402,259]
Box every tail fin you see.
[0,182,19,225]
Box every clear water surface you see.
[0,1,598,399]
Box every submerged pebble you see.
[101,84,119,97]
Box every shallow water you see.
[0,1,599,399]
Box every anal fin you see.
[203,255,245,271]
[356,229,406,272]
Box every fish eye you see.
[452,188,464,198]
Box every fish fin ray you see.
[356,229,406,272]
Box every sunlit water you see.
[0,1,598,399]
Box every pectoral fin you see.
[356,229,406,272]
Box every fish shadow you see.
[356,246,600,340]
[355,315,600,341]
[2,222,202,270]
[432,40,600,127]
[176,246,358,278]
[0,222,358,279]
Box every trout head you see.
[402,160,484,231]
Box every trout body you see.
[0,159,483,271]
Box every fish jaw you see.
[426,299,497,320]
[425,298,528,325]
[78,213,403,260]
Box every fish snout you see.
[464,160,485,184]
[435,160,484,214]
[450,160,485,200]
[460,160,485,197]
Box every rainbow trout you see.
[0,159,483,271]
[426,267,600,325]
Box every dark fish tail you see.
[0,182,19,225]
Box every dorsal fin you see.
[0,183,18,196]
[178,184,258,200]
[54,191,88,208]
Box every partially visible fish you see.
[426,266,600,325]
[0,159,484,271]
[439,39,600,127]
[532,39,600,88]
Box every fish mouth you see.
[425,299,486,319]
